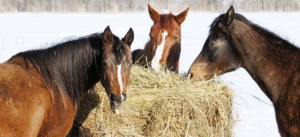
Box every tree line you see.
[1,0,300,12]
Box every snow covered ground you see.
[1,12,300,136]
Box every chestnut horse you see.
[0,26,134,137]
[189,6,300,136]
[132,5,189,73]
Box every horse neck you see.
[22,38,101,108]
[230,20,300,104]
[143,41,155,62]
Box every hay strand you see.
[68,65,235,137]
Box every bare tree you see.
[0,0,300,12]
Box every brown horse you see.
[132,4,189,73]
[0,26,134,137]
[189,6,300,137]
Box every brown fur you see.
[0,26,133,137]
[189,6,300,136]
[0,57,74,137]
[132,4,188,73]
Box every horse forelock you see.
[112,37,128,64]
[209,14,224,33]
[209,13,251,33]
[160,14,178,32]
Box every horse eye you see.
[102,61,108,67]
[210,41,216,46]
[174,37,178,40]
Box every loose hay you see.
[69,65,235,137]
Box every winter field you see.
[1,12,300,136]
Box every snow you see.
[1,12,300,136]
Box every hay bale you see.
[68,65,235,137]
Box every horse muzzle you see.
[109,93,126,114]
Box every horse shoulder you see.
[275,84,300,136]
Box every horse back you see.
[132,49,144,64]
[0,56,52,136]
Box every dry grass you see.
[69,65,235,137]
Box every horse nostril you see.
[110,93,124,104]
[187,71,193,78]
[121,93,127,101]
[110,93,118,102]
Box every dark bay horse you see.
[0,26,134,137]
[132,4,189,73]
[189,6,300,136]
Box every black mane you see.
[209,13,253,32]
[209,13,297,51]
[12,32,126,109]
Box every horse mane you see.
[209,13,252,32]
[210,13,298,52]
[12,32,125,109]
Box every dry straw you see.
[69,65,235,137]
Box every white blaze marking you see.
[117,64,123,94]
[151,30,168,71]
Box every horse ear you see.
[222,5,235,26]
[122,28,134,47]
[103,26,113,45]
[148,4,160,22]
[175,7,189,24]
